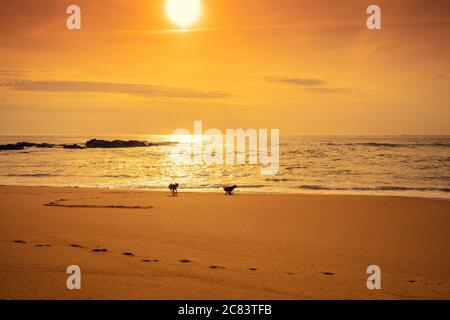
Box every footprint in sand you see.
[179,259,192,263]
[35,244,51,247]
[408,280,416,283]
[322,272,335,276]
[209,265,226,270]
[13,240,27,244]
[122,252,135,257]
[248,268,258,271]
[92,248,108,253]
[142,259,159,263]
[70,244,83,248]
[286,272,297,276]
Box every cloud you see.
[266,76,363,95]
[0,69,28,77]
[304,86,360,94]
[0,69,52,77]
[0,79,231,99]
[266,76,325,86]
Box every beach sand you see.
[0,186,449,299]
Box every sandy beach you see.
[0,186,448,299]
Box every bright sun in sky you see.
[165,0,202,28]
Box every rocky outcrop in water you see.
[36,143,55,148]
[0,144,26,150]
[62,144,85,149]
[0,142,54,150]
[0,139,176,151]
[85,139,148,148]
[16,142,37,148]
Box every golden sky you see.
[0,0,449,135]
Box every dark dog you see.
[223,185,237,195]
[169,183,179,196]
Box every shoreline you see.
[0,184,449,201]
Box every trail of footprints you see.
[11,239,445,286]
[6,240,357,278]
[10,239,272,275]
[27,199,332,276]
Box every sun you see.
[165,0,202,28]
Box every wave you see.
[324,142,450,148]
[99,174,138,178]
[196,184,265,189]
[297,185,450,192]
[238,184,265,188]
[119,184,266,190]
[2,173,63,177]
[298,185,333,190]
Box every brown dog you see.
[223,185,237,195]
[169,183,179,196]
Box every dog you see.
[223,185,237,195]
[168,183,179,196]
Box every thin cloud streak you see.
[0,79,231,99]
[266,76,363,95]
[267,76,326,86]
[304,86,360,94]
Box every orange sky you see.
[0,0,449,135]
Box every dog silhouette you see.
[223,185,237,195]
[169,183,179,196]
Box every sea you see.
[0,135,449,199]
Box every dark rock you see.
[0,144,25,151]
[85,139,148,148]
[16,142,37,148]
[0,142,54,150]
[62,144,84,149]
[36,143,55,148]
